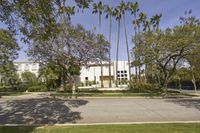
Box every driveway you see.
[0,94,200,124]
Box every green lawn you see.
[50,92,162,98]
[0,92,24,97]
[50,91,197,98]
[1,123,200,133]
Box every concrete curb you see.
[1,121,200,127]
[59,96,200,100]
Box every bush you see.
[0,86,12,92]
[28,85,47,92]
[129,82,162,93]
[0,84,27,92]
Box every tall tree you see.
[119,1,131,81]
[104,5,114,88]
[28,23,109,92]
[141,15,150,83]
[113,7,122,87]
[0,29,20,86]
[129,1,139,82]
[137,26,199,92]
[0,0,93,42]
[92,1,104,88]
[181,10,200,94]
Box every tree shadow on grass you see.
[166,98,200,111]
[0,98,88,124]
[0,126,37,133]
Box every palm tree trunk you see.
[109,14,112,88]
[123,13,131,81]
[137,26,141,83]
[116,19,121,87]
[99,13,104,88]
[134,13,138,83]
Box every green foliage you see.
[129,81,162,93]
[27,84,47,92]
[119,80,128,85]
[39,63,60,90]
[0,29,20,64]
[21,72,37,85]
[0,83,27,92]
[0,29,20,87]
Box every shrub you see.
[0,84,27,92]
[0,86,12,92]
[129,82,162,93]
[28,85,47,92]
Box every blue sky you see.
[1,0,200,61]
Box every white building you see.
[80,61,130,87]
[14,61,40,78]
[12,60,130,87]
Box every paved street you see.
[0,94,200,124]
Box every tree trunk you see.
[116,19,121,87]
[108,14,112,88]
[179,79,182,92]
[144,64,147,83]
[99,13,104,88]
[123,13,131,81]
[59,70,64,91]
[72,83,76,96]
[137,26,142,83]
[192,71,197,94]
[134,13,138,83]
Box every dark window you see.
[85,77,88,81]
[117,71,120,73]
[121,74,124,77]
[124,70,127,73]
[125,78,128,80]
[124,74,127,77]
[117,74,120,77]
[121,70,123,73]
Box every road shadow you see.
[0,98,88,124]
[166,98,200,111]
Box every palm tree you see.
[119,1,131,82]
[140,13,149,83]
[104,5,114,88]
[129,1,139,82]
[137,12,147,82]
[113,7,122,87]
[150,14,162,30]
[93,1,104,88]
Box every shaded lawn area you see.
[1,123,200,133]
[0,92,24,97]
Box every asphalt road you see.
[73,98,200,123]
[0,94,200,124]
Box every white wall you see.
[80,61,130,82]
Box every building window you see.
[121,74,124,77]
[117,71,120,73]
[124,74,127,77]
[117,74,120,77]
[124,70,127,73]
[85,77,88,81]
